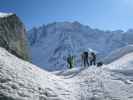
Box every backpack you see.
[97,62,103,67]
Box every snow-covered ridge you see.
[0,12,13,18]
[106,52,133,70]
[103,45,133,64]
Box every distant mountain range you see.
[27,21,133,71]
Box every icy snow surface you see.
[1,47,133,100]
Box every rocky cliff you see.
[0,12,30,61]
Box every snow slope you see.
[105,45,133,71]
[28,21,133,71]
[1,47,133,100]
[0,47,75,100]
[54,52,133,99]
[102,45,133,64]
[105,51,133,70]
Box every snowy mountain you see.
[28,21,133,70]
[1,47,133,100]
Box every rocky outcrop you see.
[0,12,30,61]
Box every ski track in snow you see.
[1,47,133,100]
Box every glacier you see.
[1,45,133,100]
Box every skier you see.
[81,51,89,67]
[90,52,96,66]
[67,55,75,69]
[81,53,84,67]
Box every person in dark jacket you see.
[67,55,75,69]
[81,51,89,67]
[90,52,96,66]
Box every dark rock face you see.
[0,13,30,61]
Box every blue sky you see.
[0,0,133,30]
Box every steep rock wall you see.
[0,13,30,61]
